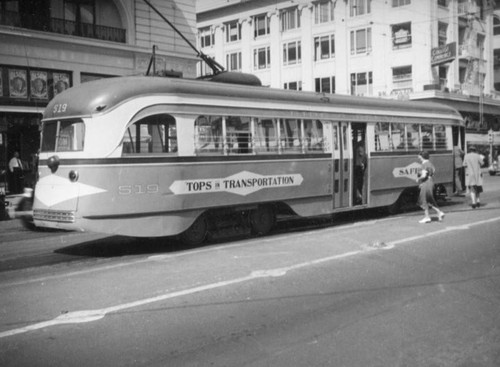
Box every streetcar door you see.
[332,122,350,208]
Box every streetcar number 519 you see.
[53,103,68,114]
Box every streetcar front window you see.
[41,120,85,152]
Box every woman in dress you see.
[463,146,484,209]
[416,151,445,223]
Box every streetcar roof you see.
[43,75,463,123]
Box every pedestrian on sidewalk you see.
[8,151,24,194]
[463,145,484,209]
[416,151,445,224]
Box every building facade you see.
[0,0,198,194]
[197,0,500,162]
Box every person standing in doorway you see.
[353,143,367,205]
[453,145,464,195]
[8,151,24,194]
[463,146,484,209]
[416,151,445,223]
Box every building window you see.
[392,66,412,89]
[280,7,300,31]
[199,27,214,48]
[314,34,335,60]
[438,22,448,47]
[350,0,371,17]
[284,81,302,90]
[350,28,372,55]
[351,72,372,96]
[225,20,241,43]
[254,14,270,37]
[314,1,334,24]
[65,0,94,25]
[392,22,411,49]
[437,0,449,7]
[254,46,271,70]
[226,52,242,71]
[283,41,301,65]
[494,16,500,36]
[438,65,448,88]
[315,76,335,93]
[392,0,410,6]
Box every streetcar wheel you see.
[180,215,208,246]
[249,205,275,235]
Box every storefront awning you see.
[429,99,500,116]
[0,106,45,114]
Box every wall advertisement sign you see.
[431,42,456,66]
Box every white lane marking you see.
[1,216,499,339]
[0,249,363,339]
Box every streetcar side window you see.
[122,114,177,155]
[434,125,448,150]
[406,124,420,150]
[195,115,325,156]
[195,115,223,154]
[226,116,251,154]
[374,122,450,152]
[304,120,324,152]
[255,118,279,153]
[40,119,85,152]
[375,122,391,151]
[392,123,406,150]
[420,124,434,150]
[281,119,302,152]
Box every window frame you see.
[314,0,334,24]
[314,34,335,61]
[254,14,270,38]
[315,76,336,93]
[392,65,413,90]
[350,28,372,55]
[392,0,411,7]
[280,7,301,31]
[122,114,177,156]
[40,119,85,153]
[226,51,242,71]
[391,22,412,50]
[254,46,271,70]
[350,71,373,96]
[199,27,214,48]
[349,0,371,17]
[283,40,302,65]
[225,20,241,43]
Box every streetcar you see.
[32,76,463,244]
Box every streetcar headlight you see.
[69,170,79,182]
[47,155,60,173]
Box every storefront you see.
[0,65,71,195]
